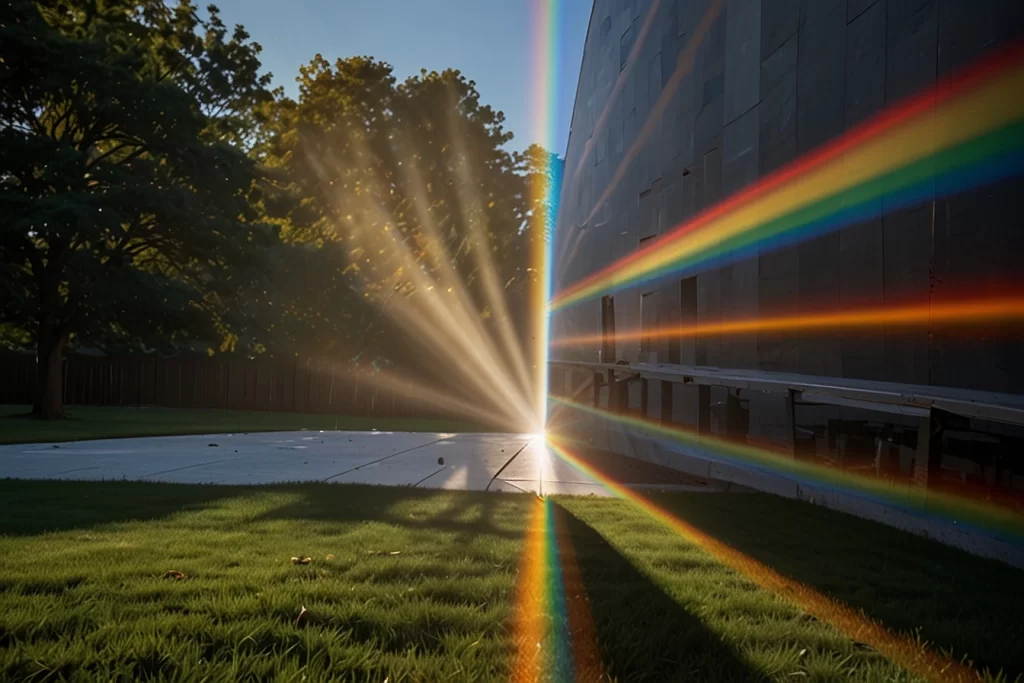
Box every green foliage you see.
[0,0,277,415]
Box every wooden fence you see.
[0,352,439,419]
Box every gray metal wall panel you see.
[760,0,799,59]
[879,0,936,385]
[722,106,761,369]
[724,0,762,125]
[794,0,845,377]
[551,0,1023,395]
[756,26,799,373]
[847,0,879,22]
[838,0,886,380]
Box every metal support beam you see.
[611,370,629,411]
[725,391,746,440]
[640,378,649,417]
[784,389,798,457]
[660,380,674,424]
[697,384,711,435]
[548,359,1024,426]
[548,367,559,398]
[914,407,946,489]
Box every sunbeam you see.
[446,101,535,401]
[372,135,536,423]
[295,109,539,432]
[307,358,520,429]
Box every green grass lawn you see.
[0,405,494,444]
[1,480,1021,681]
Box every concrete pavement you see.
[0,431,621,495]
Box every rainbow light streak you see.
[543,436,986,683]
[552,41,1024,311]
[548,397,1024,544]
[551,293,1024,347]
[551,504,604,681]
[530,0,560,430]
[512,496,603,682]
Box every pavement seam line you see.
[485,440,533,491]
[141,457,243,478]
[321,436,450,482]
[48,466,102,477]
[411,466,447,487]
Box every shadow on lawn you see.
[0,479,529,544]
[256,483,530,545]
[649,492,1024,680]
[0,479,236,536]
[551,502,764,683]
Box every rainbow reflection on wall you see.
[551,41,1024,312]
[551,291,1024,347]
[549,396,1023,545]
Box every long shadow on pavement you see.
[551,501,764,682]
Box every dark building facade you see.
[549,0,1024,561]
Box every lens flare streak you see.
[548,397,1023,543]
[543,437,985,683]
[531,0,560,430]
[552,41,1024,311]
[512,496,603,683]
[550,293,1024,347]
[299,132,538,432]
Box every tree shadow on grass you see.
[648,492,1024,680]
[0,478,530,544]
[254,483,530,545]
[551,502,764,682]
[0,479,238,536]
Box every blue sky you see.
[213,0,593,154]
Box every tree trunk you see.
[33,325,68,419]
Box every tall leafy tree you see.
[0,0,276,417]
